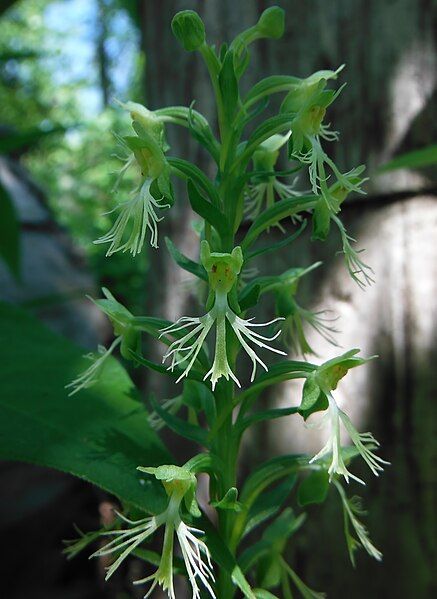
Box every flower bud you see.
[171,10,205,51]
[257,6,285,39]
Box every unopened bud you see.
[257,6,285,39]
[171,10,205,51]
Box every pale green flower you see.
[116,99,168,148]
[96,104,172,256]
[66,338,121,397]
[300,351,389,483]
[333,480,382,564]
[309,393,388,485]
[161,242,285,389]
[245,132,303,227]
[91,465,215,599]
[94,178,169,254]
[66,288,140,395]
[332,214,374,289]
[148,396,184,431]
[281,67,366,219]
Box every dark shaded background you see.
[0,1,436,598]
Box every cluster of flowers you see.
[66,32,387,596]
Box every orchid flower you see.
[95,102,172,255]
[94,178,169,254]
[67,288,140,395]
[272,263,339,355]
[66,338,121,397]
[309,392,388,485]
[245,132,302,225]
[333,480,382,564]
[301,351,389,484]
[281,67,364,212]
[161,241,285,389]
[91,465,215,599]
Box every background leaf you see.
[0,302,171,514]
[0,181,20,277]
[378,144,437,172]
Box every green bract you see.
[59,7,389,599]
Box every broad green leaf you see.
[241,195,317,249]
[0,302,171,515]
[0,181,20,277]
[165,236,207,281]
[378,144,437,172]
[187,180,230,238]
[297,470,330,506]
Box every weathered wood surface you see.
[140,1,436,597]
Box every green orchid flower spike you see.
[91,465,214,599]
[65,7,388,598]
[300,350,389,485]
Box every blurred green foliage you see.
[0,0,149,309]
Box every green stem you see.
[214,378,239,599]
[199,43,227,144]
